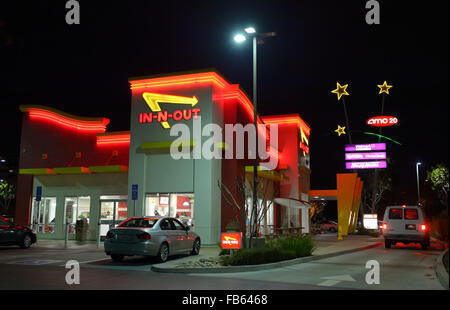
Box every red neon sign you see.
[367,116,398,127]
[139,108,201,125]
[221,233,242,249]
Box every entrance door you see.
[99,200,128,239]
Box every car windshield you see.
[118,218,158,228]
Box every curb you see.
[151,241,382,274]
[434,249,449,290]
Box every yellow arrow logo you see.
[224,236,238,241]
[300,128,309,156]
[142,93,198,129]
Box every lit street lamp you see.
[416,162,421,206]
[233,27,275,239]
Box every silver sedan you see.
[104,216,201,262]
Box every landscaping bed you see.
[220,234,315,266]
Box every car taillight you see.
[382,223,388,230]
[137,232,151,241]
[106,231,115,239]
[420,224,427,231]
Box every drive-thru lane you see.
[193,244,445,290]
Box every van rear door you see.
[403,208,421,236]
[385,207,404,233]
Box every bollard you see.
[64,220,70,248]
[97,220,101,248]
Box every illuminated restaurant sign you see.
[345,152,386,160]
[367,116,398,127]
[221,233,242,249]
[346,161,387,169]
[345,143,386,152]
[140,92,201,129]
[363,214,378,230]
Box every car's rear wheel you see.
[157,243,169,263]
[384,239,392,249]
[20,234,32,249]
[111,255,124,262]
[191,238,201,255]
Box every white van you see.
[381,205,430,249]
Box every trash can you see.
[75,220,88,242]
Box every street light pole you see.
[252,34,258,239]
[234,28,275,242]
[416,162,421,206]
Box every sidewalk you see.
[33,239,104,251]
[151,234,383,273]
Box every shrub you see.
[430,218,449,241]
[265,234,315,257]
[221,247,296,266]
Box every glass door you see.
[64,197,91,234]
[99,200,128,239]
[31,197,56,233]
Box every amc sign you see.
[367,116,398,127]
[221,233,242,249]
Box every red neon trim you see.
[130,72,228,90]
[262,115,311,136]
[96,133,131,146]
[25,108,109,133]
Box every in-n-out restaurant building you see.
[15,70,312,245]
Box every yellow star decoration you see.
[335,125,346,136]
[331,82,349,100]
[377,81,393,95]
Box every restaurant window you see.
[145,193,194,227]
[31,197,56,233]
[64,196,91,234]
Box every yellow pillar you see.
[351,179,363,233]
[337,173,358,237]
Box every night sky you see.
[1,1,448,201]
